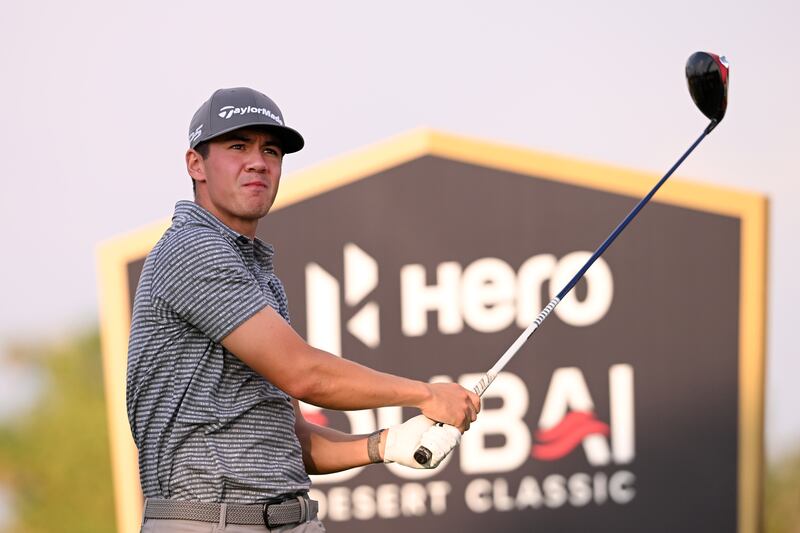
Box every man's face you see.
[188,128,284,236]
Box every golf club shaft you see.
[475,120,716,396]
[414,120,717,465]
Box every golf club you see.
[414,51,730,465]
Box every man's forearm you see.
[291,347,431,410]
[223,306,478,430]
[295,408,386,475]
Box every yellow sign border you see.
[97,128,767,533]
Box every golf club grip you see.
[471,373,494,397]
[412,372,499,465]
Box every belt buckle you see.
[262,493,306,528]
[262,498,291,528]
[262,501,279,528]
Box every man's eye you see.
[230,144,245,150]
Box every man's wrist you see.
[412,381,433,410]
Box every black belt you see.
[143,495,318,527]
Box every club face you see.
[686,52,729,123]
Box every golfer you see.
[126,87,480,532]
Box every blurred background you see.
[1,1,798,531]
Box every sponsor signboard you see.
[97,130,767,533]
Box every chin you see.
[235,196,266,214]
[247,203,273,220]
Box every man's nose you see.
[245,149,268,172]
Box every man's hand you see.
[383,415,461,469]
[418,383,480,432]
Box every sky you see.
[0,1,798,459]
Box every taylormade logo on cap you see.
[218,105,284,125]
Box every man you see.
[127,87,480,532]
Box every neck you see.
[194,198,259,239]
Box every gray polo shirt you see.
[126,200,310,503]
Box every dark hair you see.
[194,141,210,159]
[190,141,211,194]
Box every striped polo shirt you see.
[126,200,310,503]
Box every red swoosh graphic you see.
[302,410,329,427]
[532,411,609,461]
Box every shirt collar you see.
[173,200,276,265]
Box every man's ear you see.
[186,149,206,183]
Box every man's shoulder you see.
[157,219,236,257]
[147,220,244,280]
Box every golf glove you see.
[384,415,461,469]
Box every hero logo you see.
[306,243,380,354]
[400,251,613,333]
[217,105,284,124]
[304,244,614,355]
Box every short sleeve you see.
[151,228,269,342]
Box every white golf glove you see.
[383,415,461,469]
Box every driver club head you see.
[686,51,729,124]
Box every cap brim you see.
[191,122,305,154]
